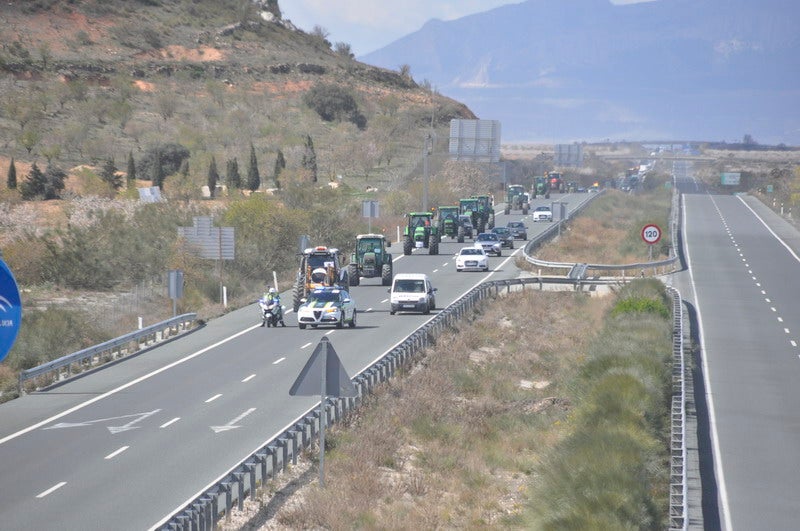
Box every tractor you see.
[403,212,439,255]
[459,197,482,232]
[292,245,348,311]
[533,176,550,199]
[504,184,529,215]
[472,194,495,230]
[545,171,564,193]
[436,205,462,242]
[348,233,393,286]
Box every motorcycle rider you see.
[260,287,285,327]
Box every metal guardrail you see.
[154,277,608,530]
[18,313,197,394]
[523,189,682,277]
[667,287,688,530]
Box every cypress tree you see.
[246,143,260,191]
[7,157,16,189]
[207,156,219,198]
[152,149,165,189]
[226,158,241,189]
[301,134,318,183]
[273,149,285,189]
[126,151,136,184]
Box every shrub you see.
[303,83,366,130]
[137,143,190,181]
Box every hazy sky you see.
[279,0,656,57]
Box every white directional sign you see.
[44,410,162,433]
[641,224,662,244]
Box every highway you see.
[0,193,592,530]
[675,165,800,531]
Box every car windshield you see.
[308,291,341,303]
[493,228,509,235]
[394,279,425,293]
[508,222,524,228]
[478,234,498,241]
[308,254,334,269]
[535,206,550,212]
[460,248,482,256]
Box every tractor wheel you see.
[292,281,303,312]
[348,263,359,286]
[522,205,529,215]
[403,236,413,255]
[504,206,510,215]
[429,236,439,255]
[381,263,393,286]
[457,226,465,243]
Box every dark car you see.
[506,221,527,240]
[491,226,514,249]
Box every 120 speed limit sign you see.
[641,224,662,244]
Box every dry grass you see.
[226,291,614,529]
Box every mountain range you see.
[360,0,800,146]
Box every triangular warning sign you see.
[289,337,358,398]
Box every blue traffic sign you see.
[0,259,22,363]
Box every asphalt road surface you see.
[0,193,591,530]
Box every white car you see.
[532,205,553,222]
[297,287,356,329]
[455,246,489,272]
[389,273,437,315]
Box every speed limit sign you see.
[641,224,662,244]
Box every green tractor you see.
[403,212,439,255]
[472,194,496,230]
[533,176,550,199]
[459,197,482,232]
[436,205,463,242]
[348,233,393,286]
[504,184,529,215]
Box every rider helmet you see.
[268,287,277,295]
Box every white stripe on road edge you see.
[160,418,180,429]
[205,394,222,404]
[105,446,129,460]
[241,374,256,383]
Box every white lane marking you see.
[785,328,791,334]
[210,408,257,433]
[325,330,335,335]
[381,298,388,303]
[1,320,264,446]
[762,290,767,295]
[778,317,784,323]
[792,341,798,347]
[205,394,222,403]
[366,307,373,312]
[432,269,439,273]
[44,410,161,434]
[36,482,67,499]
[242,374,256,383]
[105,446,129,460]
[273,357,285,365]
[771,307,777,312]
[301,342,312,349]
[765,298,771,303]
[684,197,732,531]
[160,418,180,429]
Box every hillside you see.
[361,0,800,145]
[0,0,474,197]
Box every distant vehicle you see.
[532,205,553,222]
[389,273,437,315]
[474,232,502,256]
[458,214,475,240]
[490,226,514,248]
[297,287,356,329]
[455,246,489,272]
[506,221,528,240]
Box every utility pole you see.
[422,133,432,212]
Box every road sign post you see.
[641,223,662,261]
[0,259,22,363]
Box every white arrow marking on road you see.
[43,409,162,434]
[210,408,256,433]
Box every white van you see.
[389,273,437,315]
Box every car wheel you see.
[337,314,344,329]
[311,324,318,328]
[299,323,306,330]
[348,309,357,328]
[390,310,396,315]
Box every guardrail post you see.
[234,472,245,511]
[221,482,232,521]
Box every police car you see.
[296,287,357,329]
